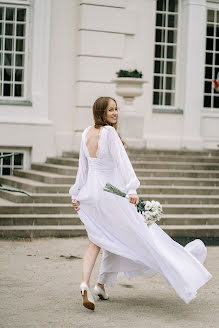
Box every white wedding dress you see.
[69,125,212,304]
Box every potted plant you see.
[112,69,146,107]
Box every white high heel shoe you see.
[80,282,95,310]
[93,284,109,300]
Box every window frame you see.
[152,0,182,112]
[0,0,32,102]
[203,2,219,110]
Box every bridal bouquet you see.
[103,183,163,226]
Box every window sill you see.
[152,108,183,114]
[0,100,32,107]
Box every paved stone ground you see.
[0,237,218,328]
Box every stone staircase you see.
[0,149,219,244]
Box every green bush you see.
[116,69,143,78]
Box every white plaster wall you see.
[75,0,185,150]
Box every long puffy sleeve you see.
[69,130,88,200]
[107,126,140,195]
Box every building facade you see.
[0,0,218,174]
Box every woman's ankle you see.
[81,280,90,288]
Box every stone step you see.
[13,169,74,184]
[12,168,219,182]
[47,154,219,165]
[137,177,219,187]
[1,187,219,204]
[0,224,218,238]
[32,161,219,173]
[0,204,219,215]
[0,213,219,226]
[2,176,219,195]
[0,214,82,226]
[20,164,219,179]
[63,149,219,158]
[0,176,70,193]
[4,175,219,195]
[31,163,77,175]
[0,225,87,238]
[128,155,219,163]
[127,149,219,157]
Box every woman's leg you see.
[82,240,101,287]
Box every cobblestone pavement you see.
[0,237,218,328]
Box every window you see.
[203,8,219,109]
[0,151,23,175]
[0,1,30,99]
[153,0,179,108]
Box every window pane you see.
[204,81,212,93]
[15,54,24,67]
[5,38,14,51]
[215,39,219,52]
[205,52,213,65]
[5,23,14,36]
[168,0,178,12]
[156,29,166,43]
[205,66,212,79]
[206,24,214,37]
[156,13,166,27]
[213,96,219,108]
[157,0,166,11]
[154,76,164,89]
[168,15,177,28]
[206,38,214,51]
[215,54,219,66]
[17,8,26,22]
[167,45,176,59]
[3,167,11,175]
[4,68,13,81]
[153,92,162,105]
[15,69,23,82]
[165,92,175,105]
[3,153,11,165]
[167,30,177,43]
[4,53,13,66]
[16,39,25,52]
[166,77,175,90]
[14,153,22,165]
[3,83,12,96]
[166,61,176,74]
[204,96,211,107]
[6,8,15,21]
[14,83,23,97]
[0,7,4,20]
[155,44,165,58]
[16,24,25,37]
[207,10,214,22]
[154,60,164,73]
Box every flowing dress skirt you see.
[76,165,212,304]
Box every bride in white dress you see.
[69,96,212,311]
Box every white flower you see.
[144,201,152,211]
